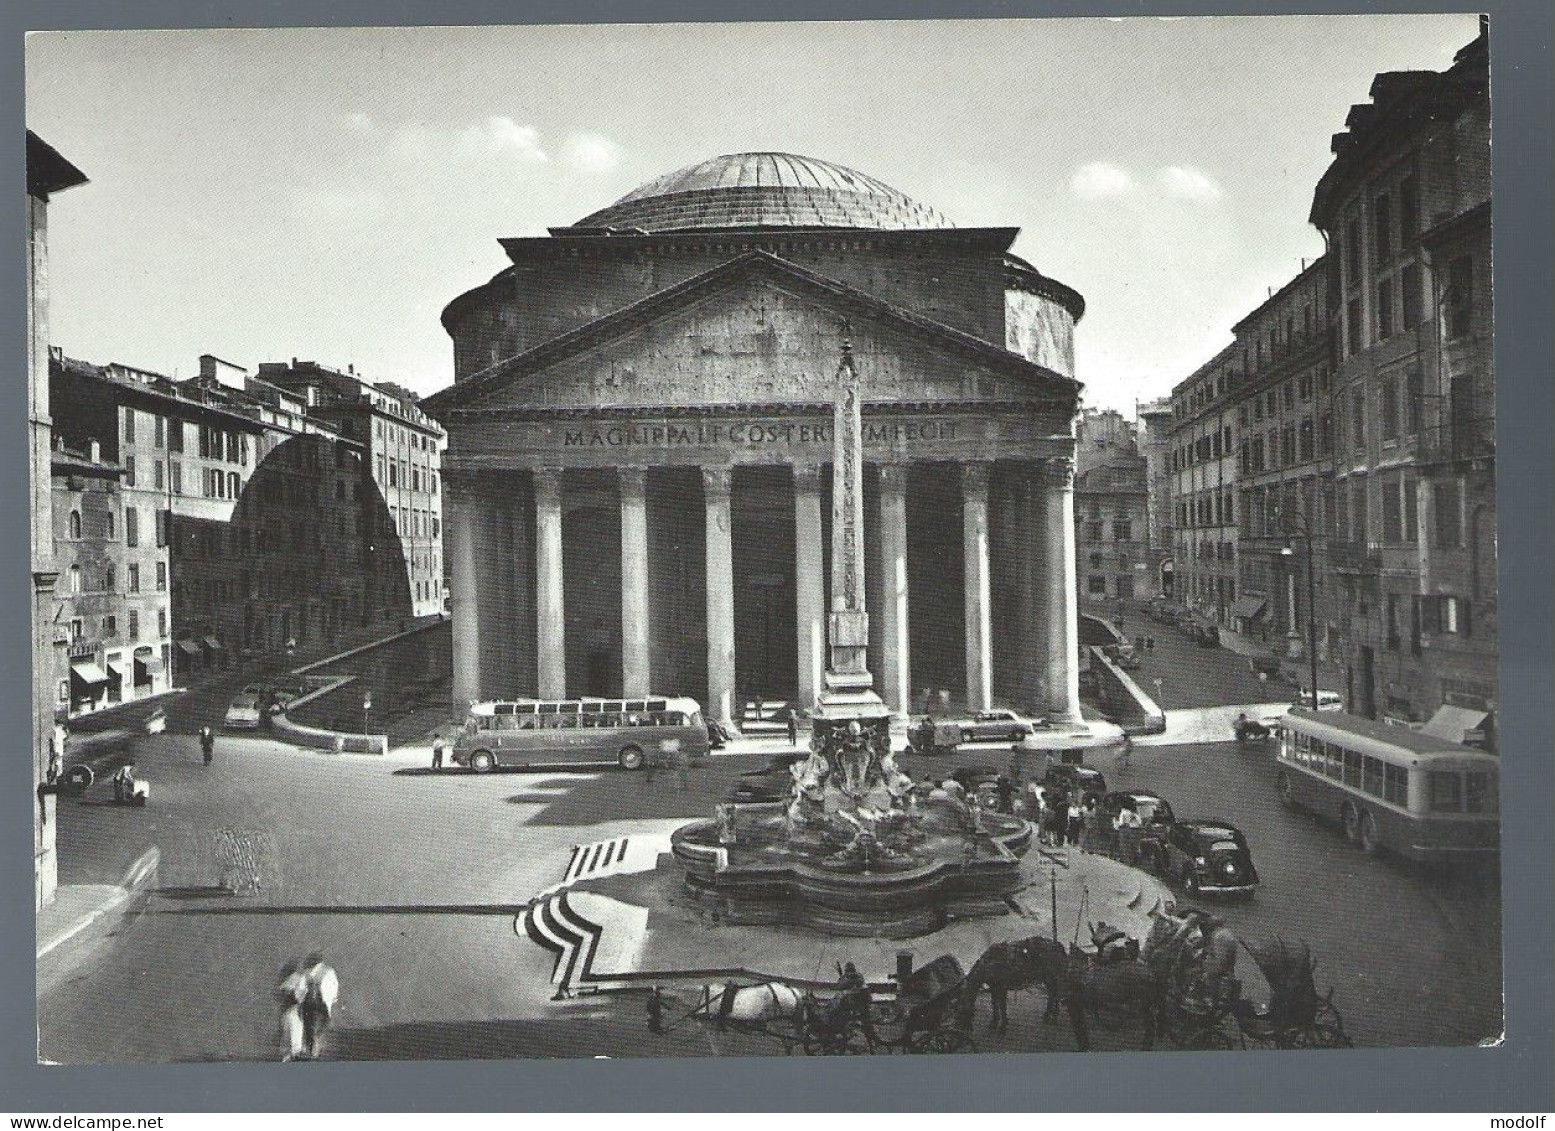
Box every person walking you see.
[1067,796,1084,848]
[786,712,799,748]
[199,725,215,766]
[300,953,340,1060]
[277,960,309,1062]
[431,734,445,771]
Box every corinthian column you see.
[962,462,993,712]
[877,464,911,716]
[447,471,482,709]
[793,464,825,713]
[619,466,650,698]
[534,467,566,699]
[703,466,736,727]
[1043,456,1081,722]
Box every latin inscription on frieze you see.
[562,419,959,449]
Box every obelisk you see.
[812,330,891,747]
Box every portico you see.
[423,153,1087,730]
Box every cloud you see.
[562,132,623,173]
[458,116,549,163]
[1070,162,1137,200]
[1158,165,1224,201]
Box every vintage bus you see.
[1275,707,1499,864]
[451,696,710,772]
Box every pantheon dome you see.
[570,152,956,233]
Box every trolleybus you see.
[452,696,710,771]
[1275,707,1499,864]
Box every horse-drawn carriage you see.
[671,955,977,1055]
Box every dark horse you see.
[958,934,1170,1052]
[957,936,1090,1049]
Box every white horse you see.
[707,980,805,1028]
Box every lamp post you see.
[1276,508,1320,711]
[362,689,372,737]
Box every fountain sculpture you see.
[671,332,1029,937]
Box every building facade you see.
[255,360,446,619]
[1310,28,1494,740]
[1074,408,1149,604]
[28,132,88,909]
[1167,345,1240,626]
[424,152,1088,727]
[1229,258,1335,651]
[52,443,131,715]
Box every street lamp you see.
[362,689,372,736]
[1276,508,1320,712]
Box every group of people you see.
[278,954,340,1061]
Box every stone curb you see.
[36,846,160,963]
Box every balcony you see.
[1329,540,1381,574]
[1417,416,1496,470]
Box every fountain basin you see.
[671,801,1032,937]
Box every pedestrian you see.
[674,744,690,792]
[1067,796,1083,847]
[647,986,665,1034]
[277,960,309,1062]
[199,725,215,766]
[431,734,445,771]
[1146,635,1155,652]
[994,774,1015,815]
[786,712,799,748]
[301,953,339,1060]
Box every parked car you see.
[907,709,1036,754]
[1042,762,1108,801]
[727,751,805,803]
[1143,818,1260,897]
[223,692,263,730]
[1293,689,1344,711]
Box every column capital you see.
[702,465,733,497]
[532,466,564,499]
[878,463,910,492]
[961,461,991,498]
[792,463,825,493]
[617,465,648,499]
[1042,456,1075,489]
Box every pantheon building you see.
[423,152,1086,728]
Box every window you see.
[1405,370,1424,435]
[1376,278,1393,340]
[1447,256,1474,338]
[1088,576,1107,595]
[1087,521,1104,540]
[154,414,165,448]
[1284,383,1295,410]
[1384,763,1408,806]
[156,509,168,548]
[1299,418,1314,462]
[157,609,167,636]
[1401,263,1422,330]
[1362,755,1385,798]
[168,420,184,453]
[1114,519,1133,542]
[1380,375,1400,441]
[1350,388,1366,449]
[1373,194,1391,262]
[1351,479,1368,543]
[105,565,116,591]
[1386,593,1401,650]
[1434,479,1463,548]
[128,563,140,593]
[123,409,136,443]
[1428,771,1462,812]
[68,564,81,594]
[156,561,167,591]
[125,454,137,487]
[1399,174,1418,241]
[69,510,81,539]
[1382,477,1403,543]
[1403,474,1418,543]
[128,610,139,640]
[104,615,117,638]
[126,507,139,547]
[1347,298,1362,356]
[154,460,164,490]
[228,472,240,498]
[105,510,114,539]
[1343,749,1362,789]
[1346,217,1362,283]
[1465,772,1492,814]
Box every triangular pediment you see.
[426,252,1078,416]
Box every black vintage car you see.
[1042,763,1108,800]
[1143,817,1260,897]
[726,751,806,803]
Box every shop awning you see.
[69,660,110,685]
[1420,704,1490,744]
[134,655,164,676]
[104,663,122,682]
[176,639,202,656]
[1231,596,1267,620]
[203,636,222,651]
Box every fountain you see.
[671,332,1030,937]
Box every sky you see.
[26,15,1480,414]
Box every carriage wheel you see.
[915,1029,974,1054]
